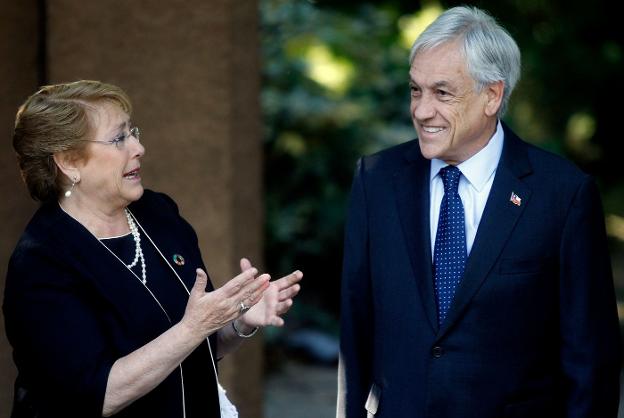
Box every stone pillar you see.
[0,1,41,415]
[1,0,263,416]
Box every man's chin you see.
[418,140,444,161]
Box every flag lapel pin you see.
[509,192,522,206]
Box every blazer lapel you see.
[41,203,172,329]
[394,145,438,333]
[127,205,198,293]
[438,126,533,337]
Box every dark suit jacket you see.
[3,190,220,418]
[339,124,621,418]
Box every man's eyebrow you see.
[432,80,453,89]
[408,79,455,90]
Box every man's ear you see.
[484,80,505,117]
[52,151,81,183]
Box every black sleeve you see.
[339,159,374,418]
[4,244,117,417]
[558,176,621,417]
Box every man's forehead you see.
[409,66,466,89]
[409,49,470,87]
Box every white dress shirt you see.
[429,120,504,258]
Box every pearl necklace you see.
[58,202,148,286]
[124,209,147,284]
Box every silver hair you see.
[408,6,521,116]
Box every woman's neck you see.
[59,196,130,239]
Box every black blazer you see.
[339,124,621,418]
[4,190,220,418]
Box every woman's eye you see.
[111,134,126,145]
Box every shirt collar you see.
[429,120,504,192]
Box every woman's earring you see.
[64,177,78,198]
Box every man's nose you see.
[412,94,436,121]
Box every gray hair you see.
[409,6,521,116]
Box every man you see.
[338,6,620,418]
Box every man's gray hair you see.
[409,6,521,116]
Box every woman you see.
[3,80,302,418]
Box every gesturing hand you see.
[181,267,270,339]
[237,258,302,328]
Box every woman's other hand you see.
[181,267,270,339]
[105,266,269,415]
[237,258,302,328]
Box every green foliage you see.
[261,0,415,313]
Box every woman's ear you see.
[484,80,505,117]
[53,152,81,184]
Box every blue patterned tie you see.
[433,165,467,326]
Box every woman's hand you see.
[105,266,269,416]
[181,267,270,339]
[237,258,302,328]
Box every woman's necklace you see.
[58,202,148,285]
[97,208,147,285]
[124,209,147,284]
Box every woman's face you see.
[75,101,145,212]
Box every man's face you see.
[409,40,500,165]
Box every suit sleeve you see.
[558,176,621,418]
[338,159,374,418]
[3,245,117,416]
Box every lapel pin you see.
[509,192,522,206]
[173,254,185,266]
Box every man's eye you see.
[437,90,450,97]
[410,86,421,95]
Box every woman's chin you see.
[124,184,144,203]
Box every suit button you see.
[432,346,444,358]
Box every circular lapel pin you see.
[173,254,185,266]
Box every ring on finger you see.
[239,301,250,315]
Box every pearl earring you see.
[64,178,78,198]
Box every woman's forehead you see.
[90,102,129,130]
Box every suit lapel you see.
[438,125,533,337]
[394,145,438,333]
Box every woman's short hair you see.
[13,80,132,202]
[409,6,521,116]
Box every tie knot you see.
[439,165,461,194]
